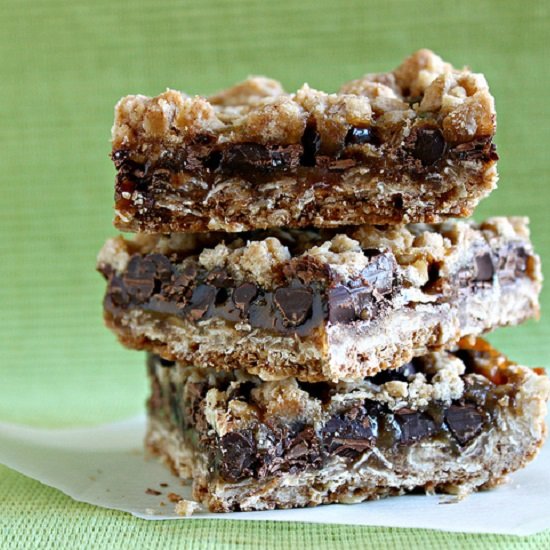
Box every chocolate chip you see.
[186,284,216,320]
[218,430,257,482]
[273,286,313,326]
[322,406,377,458]
[300,123,320,166]
[108,276,131,307]
[158,357,176,368]
[284,426,322,469]
[204,150,222,171]
[345,126,378,146]
[148,254,174,282]
[394,409,437,444]
[232,282,258,313]
[445,404,484,445]
[369,361,417,385]
[122,256,156,301]
[474,253,494,282]
[362,248,382,258]
[412,127,446,166]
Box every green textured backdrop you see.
[1,0,549,548]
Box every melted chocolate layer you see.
[102,241,531,337]
[102,251,397,336]
[147,355,494,483]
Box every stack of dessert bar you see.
[98,50,549,512]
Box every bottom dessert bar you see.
[146,338,549,513]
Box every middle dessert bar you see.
[98,217,540,382]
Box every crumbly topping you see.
[97,236,130,272]
[198,237,291,287]
[305,235,370,282]
[99,217,533,291]
[112,49,495,150]
[177,341,519,431]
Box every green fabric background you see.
[1,0,549,547]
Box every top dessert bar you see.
[112,49,498,233]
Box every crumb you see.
[160,482,168,487]
[175,499,201,517]
[146,488,162,496]
[167,492,182,503]
[88,476,96,481]
[160,502,165,506]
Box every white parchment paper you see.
[1,415,549,535]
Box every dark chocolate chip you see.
[158,357,176,368]
[362,248,382,258]
[345,126,378,146]
[394,409,437,444]
[148,254,174,282]
[322,406,377,458]
[108,276,131,307]
[369,361,417,385]
[186,284,216,320]
[214,287,230,306]
[445,404,484,445]
[474,253,494,282]
[412,127,446,166]
[393,194,404,210]
[204,150,222,171]
[232,282,258,313]
[284,426,322,469]
[300,123,320,166]
[122,256,156,301]
[273,286,313,326]
[218,430,257,482]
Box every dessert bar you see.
[98,217,540,381]
[146,337,549,512]
[112,49,497,233]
